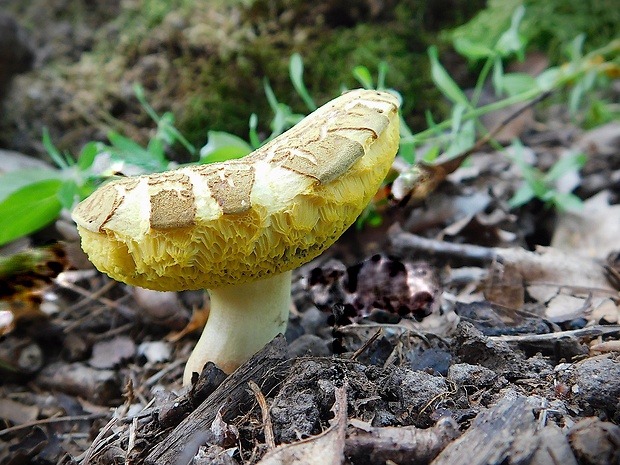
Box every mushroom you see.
[72,89,400,385]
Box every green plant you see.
[390,6,618,216]
[1,7,618,246]
[507,140,587,212]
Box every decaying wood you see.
[490,325,620,349]
[155,361,228,429]
[431,394,561,465]
[345,417,460,465]
[389,230,618,296]
[145,335,289,465]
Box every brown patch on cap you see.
[147,171,192,187]
[280,133,364,183]
[197,163,255,215]
[150,189,196,229]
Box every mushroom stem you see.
[183,270,292,385]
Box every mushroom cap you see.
[72,89,400,291]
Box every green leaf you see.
[453,37,493,61]
[421,145,440,162]
[249,113,261,149]
[508,183,535,209]
[42,127,72,169]
[377,62,388,89]
[492,56,504,96]
[106,131,166,171]
[77,142,98,170]
[450,103,467,134]
[495,5,526,58]
[289,53,317,111]
[398,141,416,164]
[0,170,65,204]
[0,180,63,246]
[545,153,587,182]
[57,180,79,210]
[566,34,586,61]
[550,192,583,212]
[199,131,252,164]
[444,120,475,159]
[501,73,538,97]
[147,137,165,161]
[536,67,560,91]
[428,46,469,106]
[263,78,279,112]
[352,65,374,89]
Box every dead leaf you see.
[552,191,620,259]
[0,398,39,425]
[90,336,136,369]
[166,304,210,343]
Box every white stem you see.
[183,270,292,385]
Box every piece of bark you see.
[156,361,228,429]
[145,335,289,465]
[388,230,617,297]
[431,394,549,465]
[568,417,620,465]
[345,417,460,465]
[256,383,347,465]
[528,423,578,465]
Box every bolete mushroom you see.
[72,89,400,385]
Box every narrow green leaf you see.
[495,5,526,58]
[508,183,535,209]
[0,180,63,246]
[377,62,388,89]
[492,56,504,96]
[42,127,71,169]
[77,142,99,170]
[352,66,374,89]
[422,145,440,162]
[453,37,493,61]
[566,34,586,61]
[107,131,166,171]
[134,82,160,123]
[551,192,583,212]
[536,67,560,91]
[428,46,469,106]
[398,141,416,164]
[249,113,261,149]
[263,78,279,112]
[545,153,587,182]
[199,131,252,164]
[289,53,316,111]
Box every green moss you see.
[450,0,620,62]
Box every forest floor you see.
[1,112,619,464]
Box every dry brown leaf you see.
[166,304,210,343]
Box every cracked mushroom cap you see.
[72,89,400,291]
